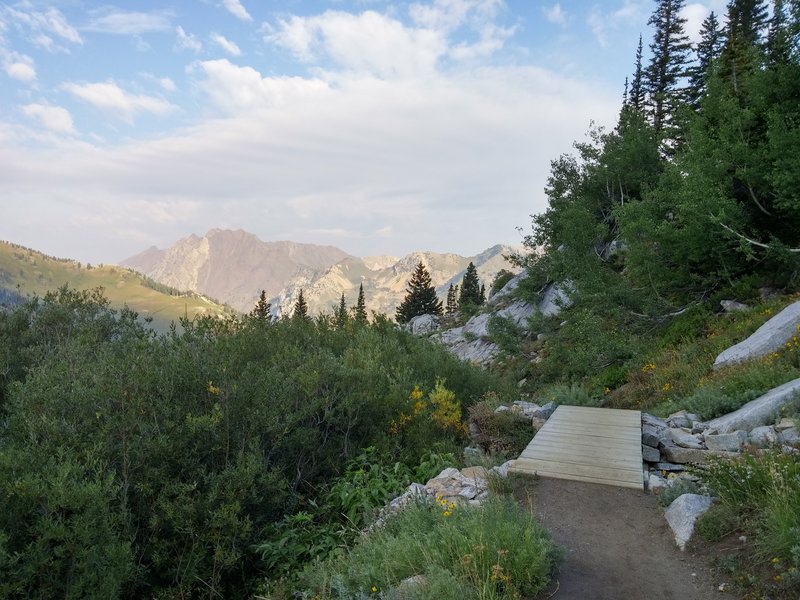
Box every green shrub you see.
[302,497,561,600]
[468,401,532,457]
[657,478,702,507]
[695,503,740,542]
[538,382,599,407]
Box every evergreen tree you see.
[720,0,768,93]
[458,262,482,307]
[251,290,272,323]
[354,283,368,324]
[293,289,310,321]
[629,34,646,111]
[395,262,443,324]
[644,0,692,137]
[766,0,789,64]
[479,284,486,305]
[445,284,459,315]
[335,293,349,329]
[686,11,723,107]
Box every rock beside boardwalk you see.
[665,494,714,550]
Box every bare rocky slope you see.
[121,229,521,316]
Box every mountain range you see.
[121,229,521,316]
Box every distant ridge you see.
[121,229,522,317]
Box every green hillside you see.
[0,241,234,330]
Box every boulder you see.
[531,401,557,420]
[425,467,489,503]
[642,423,669,448]
[713,301,800,369]
[395,575,427,599]
[720,300,749,313]
[406,314,440,335]
[460,466,489,481]
[780,427,798,446]
[775,417,796,431]
[642,445,661,463]
[538,282,572,317]
[656,462,686,472]
[642,413,669,428]
[749,425,779,448]
[512,400,541,418]
[666,411,701,429]
[661,446,739,464]
[704,430,747,452]
[489,460,514,478]
[702,378,800,433]
[531,417,547,431]
[669,428,705,449]
[665,494,715,551]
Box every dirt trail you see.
[527,478,735,600]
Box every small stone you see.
[749,425,779,448]
[489,460,514,478]
[648,473,667,494]
[738,535,747,543]
[667,411,693,429]
[779,427,798,445]
[670,428,705,449]
[775,417,796,432]
[704,430,747,452]
[460,466,489,480]
[642,424,667,448]
[531,401,557,420]
[517,378,527,389]
[720,300,749,312]
[718,582,729,592]
[531,417,547,431]
[642,445,661,462]
[656,462,686,472]
[494,405,510,413]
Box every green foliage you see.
[354,283,368,324]
[489,270,515,297]
[294,288,310,320]
[301,497,561,600]
[395,262,443,323]
[657,478,702,506]
[537,382,600,407]
[0,287,512,597]
[486,315,523,356]
[467,399,533,457]
[695,452,800,582]
[459,262,483,308]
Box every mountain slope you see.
[0,240,231,331]
[121,229,351,312]
[271,244,521,317]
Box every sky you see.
[0,0,727,264]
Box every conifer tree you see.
[334,293,348,329]
[395,262,442,324]
[251,290,272,323]
[686,11,722,107]
[293,289,310,321]
[354,283,368,324]
[644,0,692,136]
[445,284,459,315]
[458,262,482,307]
[479,284,486,305]
[720,0,768,93]
[629,34,646,111]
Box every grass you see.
[693,452,800,598]
[0,241,232,331]
[298,496,561,600]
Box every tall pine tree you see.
[629,34,646,111]
[644,0,692,138]
[445,284,459,315]
[354,283,368,324]
[458,262,482,306]
[293,289,310,321]
[395,262,442,323]
[686,11,723,108]
[250,290,272,323]
[335,293,348,329]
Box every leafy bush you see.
[0,288,514,597]
[537,382,599,407]
[301,497,561,600]
[468,400,532,457]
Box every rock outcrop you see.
[713,300,800,369]
[701,378,800,433]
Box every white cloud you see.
[62,81,176,123]
[267,11,447,77]
[544,3,567,26]
[2,51,36,82]
[222,0,252,22]
[191,59,329,113]
[681,3,710,43]
[175,26,202,53]
[210,32,241,56]
[21,103,74,133]
[587,1,648,47]
[409,0,503,32]
[3,6,82,47]
[449,22,515,60]
[159,77,176,91]
[84,10,172,35]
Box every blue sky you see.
[0,0,725,263]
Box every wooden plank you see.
[510,463,644,490]
[514,405,644,490]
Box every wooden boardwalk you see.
[511,405,644,490]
